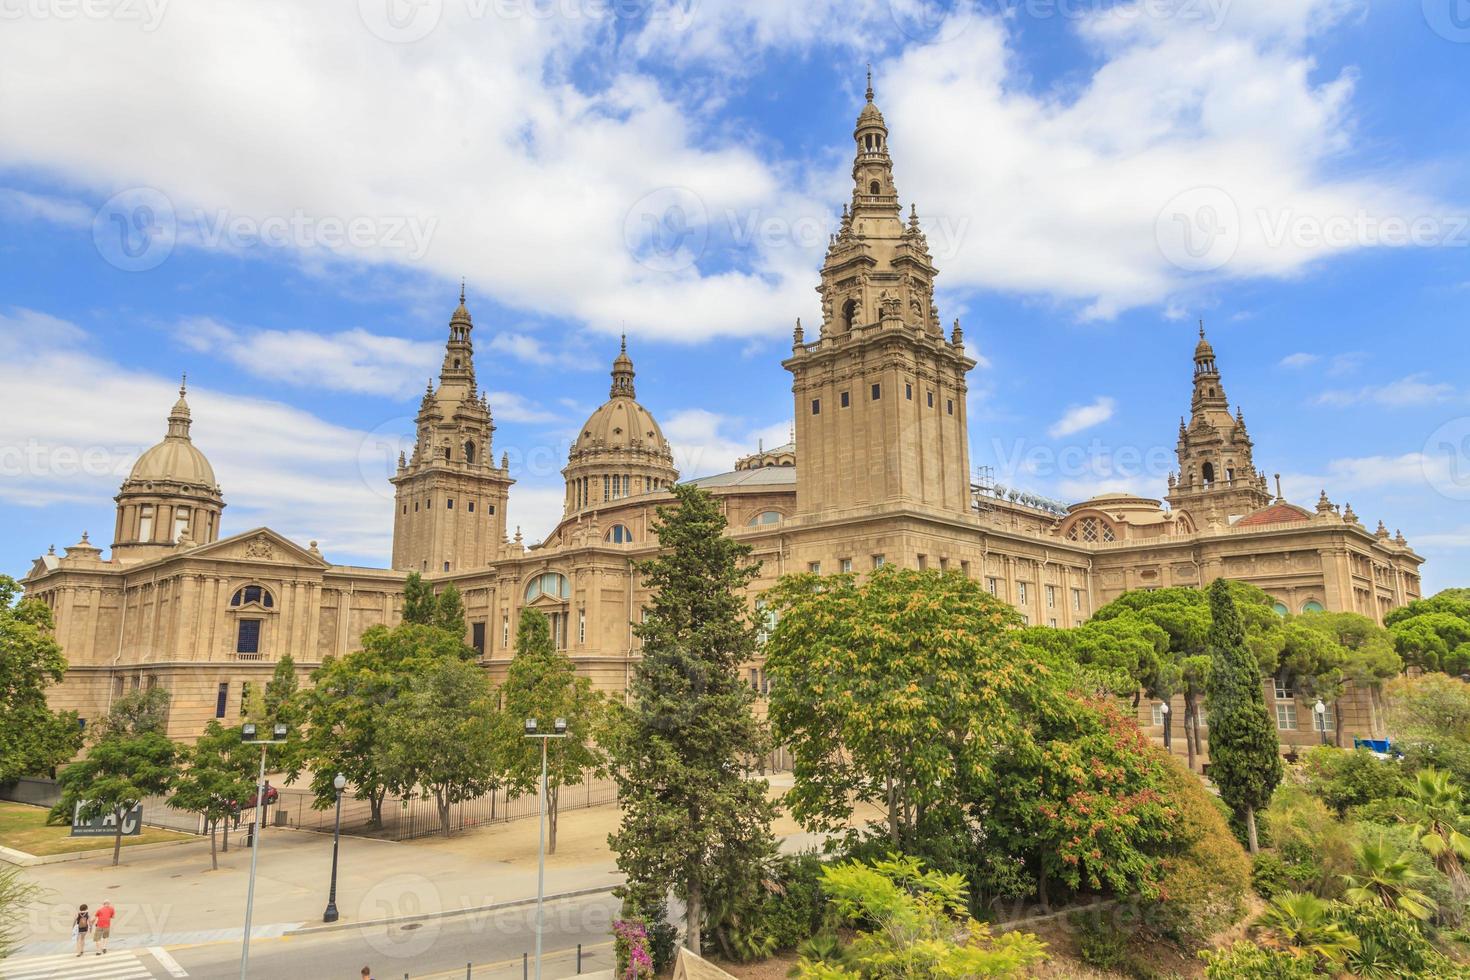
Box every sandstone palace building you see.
[22,86,1425,753]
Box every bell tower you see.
[1165,323,1272,525]
[390,287,514,573]
[783,73,975,518]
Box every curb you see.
[283,884,621,937]
[0,836,199,867]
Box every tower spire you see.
[865,63,873,102]
[610,338,636,399]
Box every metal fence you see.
[274,776,620,841]
[0,777,205,834]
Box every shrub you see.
[1299,745,1404,816]
[1261,785,1355,898]
[1149,758,1252,944]
[711,852,831,961]
[1354,821,1460,926]
[1199,941,1318,979]
[1334,903,1456,979]
[613,919,654,980]
[1252,853,1293,899]
[1071,911,1129,970]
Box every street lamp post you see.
[524,717,567,980]
[1160,700,1171,751]
[322,772,347,923]
[1314,700,1328,746]
[240,722,289,980]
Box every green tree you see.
[763,565,1054,853]
[251,654,307,779]
[1384,673,1470,784]
[93,686,171,739]
[168,720,256,869]
[493,609,605,854]
[606,483,776,954]
[434,583,467,637]
[1386,589,1470,674]
[1204,578,1282,853]
[0,575,81,781]
[1275,620,1346,744]
[790,854,1046,978]
[50,693,178,866]
[1342,833,1436,921]
[401,571,437,625]
[1297,611,1400,742]
[382,656,500,836]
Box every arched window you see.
[230,585,274,608]
[1272,602,1289,617]
[1202,462,1215,486]
[1301,600,1325,614]
[605,524,633,544]
[464,441,476,464]
[746,511,783,527]
[841,299,856,331]
[869,180,880,195]
[525,572,571,602]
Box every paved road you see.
[2,893,620,980]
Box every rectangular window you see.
[447,498,454,509]
[236,619,261,655]
[917,554,927,570]
[840,391,850,408]
[578,608,586,644]
[1048,618,1058,628]
[905,382,912,400]
[173,507,190,543]
[947,399,954,415]
[1151,702,1167,727]
[872,555,885,569]
[1274,673,1295,700]
[1314,703,1336,733]
[1275,702,1298,731]
[807,561,821,574]
[1073,589,1083,612]
[811,398,820,415]
[750,668,759,689]
[130,675,140,691]
[472,622,486,656]
[488,504,496,515]
[1020,613,1030,626]
[502,614,510,649]
[986,577,999,597]
[138,505,154,542]
[215,682,228,719]
[938,557,948,572]
[1018,582,1029,605]
[871,383,881,400]
[840,558,853,574]
[114,676,124,697]
[468,501,475,513]
[1046,585,1056,609]
[145,675,158,691]
[960,560,970,577]
[927,391,934,408]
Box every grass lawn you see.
[0,801,193,857]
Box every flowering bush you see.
[613,918,654,980]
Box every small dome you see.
[126,379,218,490]
[568,340,675,467]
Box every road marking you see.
[148,947,189,977]
[0,948,157,979]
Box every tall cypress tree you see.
[1204,577,1282,853]
[607,483,776,954]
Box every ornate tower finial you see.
[865,63,873,102]
[179,372,187,397]
[1199,319,1205,339]
[459,277,466,304]
[610,338,636,399]
[1274,473,1283,500]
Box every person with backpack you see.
[72,904,90,957]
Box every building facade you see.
[22,88,1425,755]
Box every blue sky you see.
[0,0,1466,590]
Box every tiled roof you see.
[1235,500,1313,528]
[686,466,797,489]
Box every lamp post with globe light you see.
[1160,700,1171,751]
[1314,699,1328,746]
[524,717,567,980]
[323,772,347,923]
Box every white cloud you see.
[0,0,1445,342]
[175,316,441,397]
[1281,452,1454,500]
[486,390,560,424]
[1315,374,1458,408]
[1280,352,1319,368]
[1048,397,1116,438]
[662,409,790,477]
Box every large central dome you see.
[562,339,677,517]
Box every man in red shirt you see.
[92,901,115,955]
